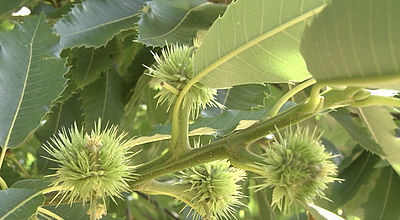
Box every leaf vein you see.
[3,16,41,148]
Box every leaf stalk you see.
[269,78,316,117]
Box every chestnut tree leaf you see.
[66,44,115,89]
[54,0,145,49]
[137,0,226,46]
[0,188,45,220]
[330,108,385,155]
[80,70,125,130]
[364,167,400,220]
[329,151,380,211]
[0,14,68,148]
[34,94,83,174]
[300,0,400,89]
[193,0,329,88]
[358,106,400,174]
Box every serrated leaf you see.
[0,188,45,220]
[193,0,328,88]
[80,70,125,129]
[54,0,145,49]
[137,0,226,46]
[330,151,380,209]
[330,108,385,155]
[34,94,83,174]
[0,0,26,16]
[364,167,400,220]
[359,106,400,174]
[0,14,68,148]
[35,94,83,143]
[67,44,115,88]
[300,0,400,89]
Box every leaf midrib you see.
[2,16,41,148]
[192,4,326,87]
[101,71,110,119]
[378,169,393,220]
[0,189,42,220]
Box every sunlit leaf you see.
[300,0,400,89]
[358,106,400,174]
[194,0,328,88]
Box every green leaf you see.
[35,94,83,175]
[154,106,272,137]
[120,75,152,135]
[67,43,115,89]
[358,106,400,174]
[128,106,275,147]
[1,163,22,187]
[203,84,282,118]
[300,0,400,89]
[246,178,275,220]
[193,0,328,88]
[54,0,145,49]
[137,0,226,46]
[11,179,51,191]
[35,94,83,143]
[0,14,68,148]
[330,151,380,210]
[0,0,26,16]
[364,167,400,220]
[216,84,270,111]
[0,188,45,220]
[330,108,385,155]
[80,70,125,129]
[190,108,272,135]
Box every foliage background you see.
[0,0,399,220]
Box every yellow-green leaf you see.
[194,0,328,88]
[300,0,400,89]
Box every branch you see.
[170,101,192,155]
[130,87,359,188]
